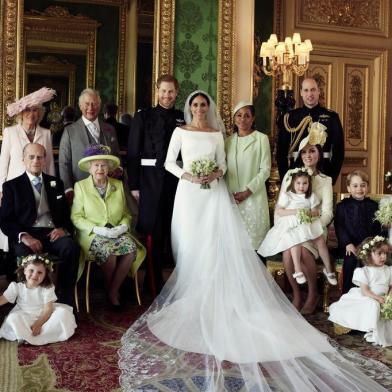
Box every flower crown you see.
[19,254,54,272]
[286,167,313,182]
[358,236,389,262]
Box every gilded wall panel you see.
[296,0,389,37]
[217,0,235,130]
[2,0,23,129]
[343,65,368,151]
[152,0,175,99]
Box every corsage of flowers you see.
[286,167,313,182]
[380,295,392,320]
[357,236,388,262]
[296,208,314,225]
[19,253,54,271]
[190,158,218,189]
[374,202,392,227]
[50,181,56,188]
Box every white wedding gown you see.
[119,128,389,391]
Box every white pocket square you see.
[56,195,63,199]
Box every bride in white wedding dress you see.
[119,91,390,391]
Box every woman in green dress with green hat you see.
[225,101,271,250]
[71,144,145,307]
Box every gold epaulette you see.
[284,114,313,164]
[283,113,312,133]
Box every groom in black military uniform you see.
[277,78,344,185]
[127,75,185,294]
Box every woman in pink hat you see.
[0,87,56,251]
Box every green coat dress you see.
[225,131,271,249]
[71,175,146,280]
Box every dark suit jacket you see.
[277,104,344,184]
[127,105,184,233]
[334,196,383,255]
[0,172,73,243]
[105,117,129,149]
[59,117,120,189]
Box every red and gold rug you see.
[1,299,392,391]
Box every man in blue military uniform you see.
[127,75,185,293]
[277,78,344,185]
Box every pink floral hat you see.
[6,87,56,117]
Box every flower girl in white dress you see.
[329,236,392,347]
[0,254,76,345]
[258,168,337,285]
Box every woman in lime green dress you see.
[225,102,271,249]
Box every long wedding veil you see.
[118,91,390,391]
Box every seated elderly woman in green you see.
[71,144,145,307]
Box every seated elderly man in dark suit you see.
[0,143,79,307]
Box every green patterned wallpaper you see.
[174,0,218,110]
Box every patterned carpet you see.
[1,293,392,391]
[0,293,148,392]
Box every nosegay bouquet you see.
[190,158,218,189]
[296,208,314,225]
[380,295,392,320]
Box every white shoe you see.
[364,331,375,343]
[293,272,307,284]
[323,268,337,285]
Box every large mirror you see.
[23,6,100,106]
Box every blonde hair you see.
[346,170,369,186]
[16,105,45,125]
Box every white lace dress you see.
[258,191,323,256]
[329,266,392,347]
[0,282,76,345]
[118,128,388,391]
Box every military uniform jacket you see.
[277,104,344,184]
[127,105,185,233]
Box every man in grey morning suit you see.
[59,88,120,204]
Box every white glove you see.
[93,226,116,238]
[110,224,128,238]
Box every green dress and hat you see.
[71,144,145,280]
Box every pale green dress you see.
[225,131,271,249]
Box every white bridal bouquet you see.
[190,158,218,189]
